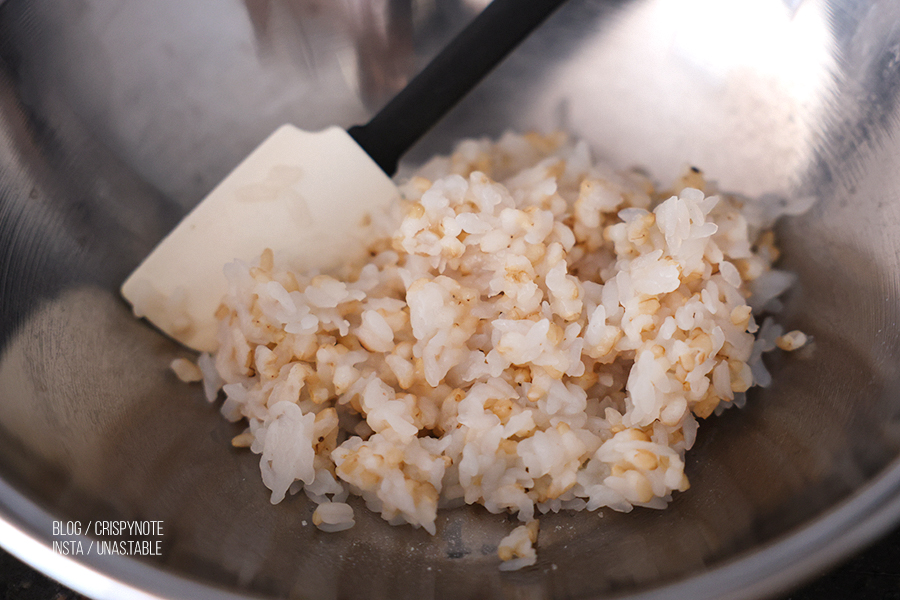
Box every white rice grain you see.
[312,502,355,532]
[170,358,203,383]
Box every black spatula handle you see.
[348,0,568,176]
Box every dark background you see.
[2,524,900,600]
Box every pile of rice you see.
[179,132,804,569]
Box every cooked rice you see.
[312,501,355,532]
[497,520,539,571]
[776,330,808,351]
[190,131,799,569]
[170,358,203,382]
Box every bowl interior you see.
[3,0,900,599]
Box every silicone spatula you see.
[121,0,568,353]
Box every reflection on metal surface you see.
[241,0,418,108]
[3,0,900,599]
[530,0,837,196]
[462,0,491,10]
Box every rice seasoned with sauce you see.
[190,131,801,568]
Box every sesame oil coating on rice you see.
[195,131,797,564]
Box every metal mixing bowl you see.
[3,0,900,598]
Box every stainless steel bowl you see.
[3,0,900,598]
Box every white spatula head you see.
[121,125,400,352]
